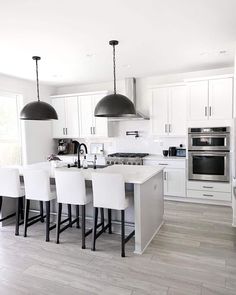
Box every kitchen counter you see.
[2,163,164,254]
[144,154,186,161]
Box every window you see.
[0,93,22,165]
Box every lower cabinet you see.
[143,159,186,198]
[187,181,231,202]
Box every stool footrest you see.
[0,212,16,222]
[59,217,79,234]
[125,230,135,244]
[95,223,110,239]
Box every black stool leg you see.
[15,197,20,236]
[81,205,86,249]
[56,203,62,244]
[100,208,104,230]
[45,201,50,242]
[91,207,98,251]
[68,204,72,227]
[0,196,2,214]
[76,205,80,229]
[40,201,44,222]
[19,197,24,220]
[24,200,30,237]
[121,210,125,257]
[108,209,112,234]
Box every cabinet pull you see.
[205,106,207,117]
[169,124,171,133]
[203,194,214,197]
[65,128,68,135]
[93,127,95,134]
[203,186,213,189]
[164,171,167,180]
[63,128,65,135]
[209,106,212,117]
[90,127,93,135]
[158,163,168,166]
[164,124,167,133]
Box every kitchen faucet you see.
[77,143,88,168]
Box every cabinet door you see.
[93,94,108,137]
[209,78,233,120]
[187,81,209,121]
[52,97,66,138]
[65,96,80,138]
[78,95,93,137]
[152,88,169,135]
[164,168,186,197]
[169,86,187,136]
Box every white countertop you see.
[16,162,163,185]
[144,154,186,161]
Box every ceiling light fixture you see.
[94,40,136,117]
[20,56,58,120]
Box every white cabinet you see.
[144,158,186,198]
[187,77,233,122]
[52,96,79,138]
[79,92,108,138]
[164,168,186,197]
[151,85,187,136]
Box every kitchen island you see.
[1,163,164,254]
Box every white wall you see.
[0,73,56,164]
[54,67,234,155]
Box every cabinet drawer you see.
[144,159,185,169]
[187,181,231,193]
[187,189,231,201]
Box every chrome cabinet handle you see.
[209,106,212,117]
[164,171,167,180]
[205,106,207,117]
[90,127,93,135]
[65,128,68,135]
[158,163,168,166]
[164,124,167,133]
[169,124,171,133]
[203,194,214,197]
[203,186,213,189]
[63,128,65,135]
[93,127,95,134]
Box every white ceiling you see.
[0,0,236,86]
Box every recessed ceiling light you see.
[219,50,227,54]
[86,53,94,58]
[123,64,131,68]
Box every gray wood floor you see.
[0,201,236,295]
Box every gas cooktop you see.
[107,153,149,158]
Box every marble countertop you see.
[144,154,186,161]
[16,162,163,185]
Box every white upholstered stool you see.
[0,168,25,236]
[23,168,56,242]
[91,172,135,257]
[55,169,93,249]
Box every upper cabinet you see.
[52,96,80,138]
[187,77,233,122]
[79,92,108,138]
[151,85,187,136]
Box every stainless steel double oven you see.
[188,127,230,182]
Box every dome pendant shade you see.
[94,93,136,117]
[20,56,58,120]
[20,101,58,120]
[94,40,136,118]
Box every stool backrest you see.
[55,169,87,205]
[0,168,21,198]
[92,172,126,210]
[23,168,51,201]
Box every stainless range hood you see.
[108,78,149,121]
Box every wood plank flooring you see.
[0,201,236,295]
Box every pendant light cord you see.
[35,58,40,102]
[112,44,116,94]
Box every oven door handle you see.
[188,152,229,157]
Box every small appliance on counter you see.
[168,147,177,157]
[57,140,69,155]
[176,144,186,157]
[162,150,169,157]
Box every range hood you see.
[108,78,149,121]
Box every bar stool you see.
[0,168,25,236]
[23,168,57,242]
[91,172,135,257]
[55,169,95,248]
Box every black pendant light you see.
[94,40,136,117]
[20,56,58,120]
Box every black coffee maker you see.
[168,146,177,157]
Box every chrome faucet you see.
[77,143,88,168]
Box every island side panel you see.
[134,170,164,254]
